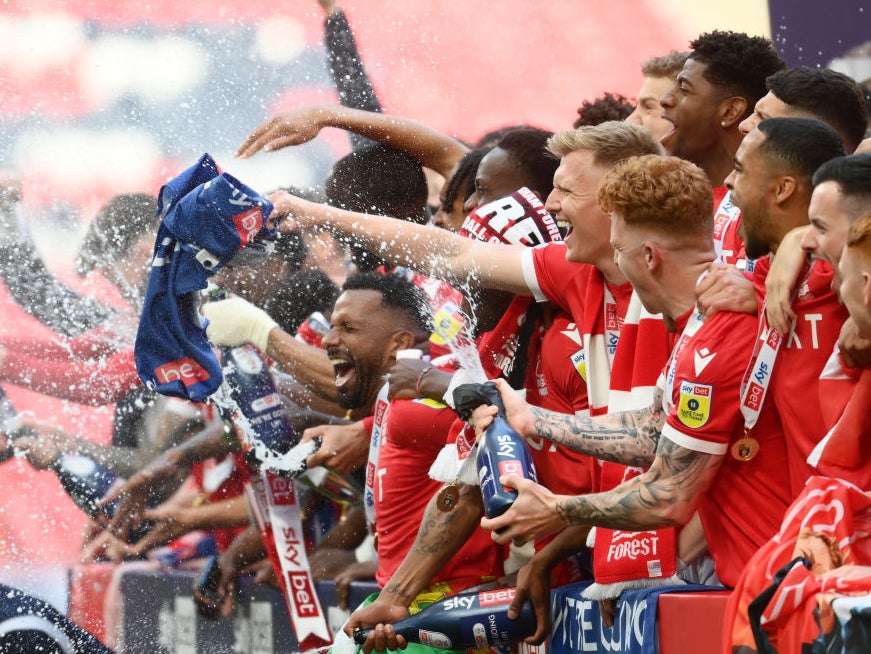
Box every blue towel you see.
[135,153,275,402]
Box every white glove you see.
[201,296,278,352]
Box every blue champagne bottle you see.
[453,381,537,520]
[221,343,299,471]
[52,453,153,543]
[353,587,536,649]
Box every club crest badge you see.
[677,380,712,429]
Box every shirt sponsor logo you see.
[677,380,712,428]
[154,357,210,387]
[744,381,764,411]
[479,587,516,608]
[570,349,587,382]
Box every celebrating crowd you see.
[1,2,871,652]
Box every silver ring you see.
[331,450,338,457]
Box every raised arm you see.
[320,1,382,115]
[237,104,468,179]
[269,191,531,295]
[0,172,114,337]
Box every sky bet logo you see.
[232,207,263,247]
[154,357,210,387]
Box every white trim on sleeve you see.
[520,247,548,303]
[661,423,728,455]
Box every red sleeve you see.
[0,347,140,405]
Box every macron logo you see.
[693,347,716,375]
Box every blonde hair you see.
[598,155,713,239]
[546,122,662,169]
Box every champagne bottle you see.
[452,381,538,521]
[353,587,536,649]
[0,387,37,463]
[221,343,300,471]
[52,453,153,543]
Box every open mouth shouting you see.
[328,348,356,390]
[659,113,677,149]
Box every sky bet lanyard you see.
[737,262,813,461]
[602,283,620,370]
[662,309,704,416]
[364,382,390,530]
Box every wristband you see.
[415,366,434,397]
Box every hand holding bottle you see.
[479,475,565,547]
[344,597,412,653]
[466,378,535,442]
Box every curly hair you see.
[325,143,428,224]
[766,67,868,153]
[573,92,635,128]
[496,127,558,198]
[547,122,662,168]
[598,155,712,239]
[689,31,786,109]
[341,271,433,336]
[440,146,492,214]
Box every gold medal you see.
[731,435,760,461]
[436,483,460,512]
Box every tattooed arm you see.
[473,378,665,467]
[344,482,484,640]
[481,436,724,546]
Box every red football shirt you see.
[373,397,502,588]
[660,310,792,588]
[752,256,848,493]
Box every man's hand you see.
[201,296,277,352]
[316,0,340,16]
[344,597,411,653]
[839,317,871,369]
[480,475,563,546]
[695,263,757,320]
[765,226,810,334]
[469,378,534,440]
[302,421,368,474]
[307,546,358,582]
[237,106,332,159]
[99,448,188,541]
[386,359,450,401]
[511,557,553,644]
[124,503,193,557]
[193,554,237,619]
[80,523,138,563]
[333,560,377,610]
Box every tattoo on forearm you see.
[553,438,722,531]
[530,402,664,467]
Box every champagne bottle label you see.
[418,630,452,648]
[354,587,535,649]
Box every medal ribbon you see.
[739,261,813,434]
[245,473,332,650]
[364,382,390,529]
[602,284,620,371]
[662,310,704,415]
